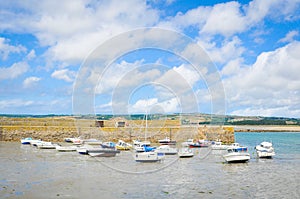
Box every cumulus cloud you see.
[23,76,41,88]
[224,41,300,117]
[51,69,76,82]
[0,62,29,80]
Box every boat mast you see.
[145,105,147,141]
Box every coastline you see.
[233,125,300,132]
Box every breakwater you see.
[0,116,234,143]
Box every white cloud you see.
[0,62,29,80]
[0,99,34,109]
[0,37,27,60]
[130,97,179,113]
[51,69,76,82]
[224,41,300,117]
[23,76,41,88]
[279,30,299,43]
[26,49,36,60]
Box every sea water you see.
[0,132,299,198]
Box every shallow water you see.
[1,132,299,198]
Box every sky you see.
[0,0,300,118]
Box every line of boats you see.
[20,137,275,163]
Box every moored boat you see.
[21,137,32,144]
[116,140,133,150]
[255,141,275,158]
[223,144,250,163]
[134,151,165,162]
[155,145,177,155]
[88,147,120,157]
[56,145,78,152]
[211,141,229,150]
[158,137,176,145]
[178,148,194,158]
[36,141,59,149]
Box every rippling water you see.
[1,132,299,198]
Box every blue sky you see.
[0,0,300,117]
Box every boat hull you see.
[134,151,164,162]
[223,153,250,163]
[256,151,275,158]
[88,149,120,157]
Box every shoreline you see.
[233,125,300,132]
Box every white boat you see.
[134,151,165,162]
[211,141,229,150]
[36,141,59,149]
[134,108,164,162]
[158,137,176,145]
[255,142,275,158]
[223,144,250,163]
[88,147,120,157]
[155,145,177,155]
[29,139,43,146]
[21,137,32,144]
[178,148,194,158]
[116,140,133,150]
[181,139,194,147]
[56,145,77,152]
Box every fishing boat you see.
[178,148,194,158]
[116,140,133,150]
[21,137,32,144]
[211,141,229,150]
[155,145,177,155]
[223,143,250,163]
[255,141,275,158]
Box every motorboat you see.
[255,141,275,158]
[178,148,194,158]
[87,147,120,157]
[134,151,165,162]
[188,140,210,148]
[211,141,229,150]
[181,139,194,147]
[29,139,43,146]
[116,140,133,150]
[155,145,177,155]
[134,142,156,153]
[101,142,116,149]
[36,141,59,149]
[223,143,250,163]
[56,145,78,152]
[21,137,32,144]
[158,137,176,145]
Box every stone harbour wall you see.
[0,117,235,143]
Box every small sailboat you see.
[116,140,133,150]
[155,145,177,155]
[134,106,165,162]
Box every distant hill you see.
[0,113,299,126]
